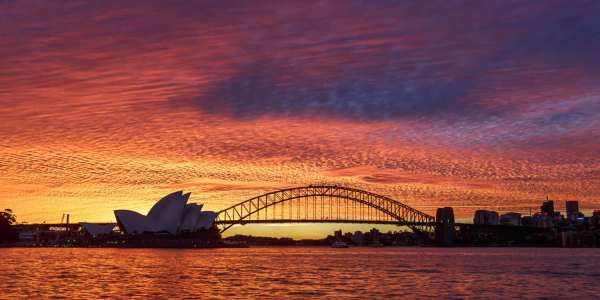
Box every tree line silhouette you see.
[0,209,17,243]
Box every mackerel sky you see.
[1,1,599,236]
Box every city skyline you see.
[2,1,600,238]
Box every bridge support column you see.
[435,207,455,246]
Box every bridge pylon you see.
[434,207,455,246]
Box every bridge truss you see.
[215,185,435,233]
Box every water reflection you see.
[1,247,600,299]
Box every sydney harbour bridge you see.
[214,185,439,235]
[213,185,529,245]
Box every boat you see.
[371,241,384,247]
[331,240,349,248]
[221,240,250,248]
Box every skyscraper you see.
[541,200,554,215]
[565,200,579,221]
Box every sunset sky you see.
[1,1,599,237]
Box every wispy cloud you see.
[1,1,599,223]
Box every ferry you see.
[331,240,349,248]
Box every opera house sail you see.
[114,191,218,235]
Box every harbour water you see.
[1,247,599,299]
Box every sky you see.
[1,1,600,238]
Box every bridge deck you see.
[215,219,436,226]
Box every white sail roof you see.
[196,211,218,230]
[180,203,202,232]
[114,210,149,234]
[114,191,216,235]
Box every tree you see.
[0,208,18,243]
[1,209,16,225]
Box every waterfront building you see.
[499,212,522,226]
[565,200,579,221]
[541,200,554,215]
[17,229,37,242]
[352,231,364,245]
[114,191,218,235]
[531,213,554,228]
[334,229,342,239]
[343,232,353,241]
[592,210,600,226]
[369,228,380,239]
[473,210,499,225]
[80,223,115,237]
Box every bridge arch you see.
[215,185,435,233]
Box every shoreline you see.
[2,243,596,249]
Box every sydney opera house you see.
[114,191,218,235]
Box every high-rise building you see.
[541,200,554,215]
[565,200,579,221]
[592,211,600,226]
